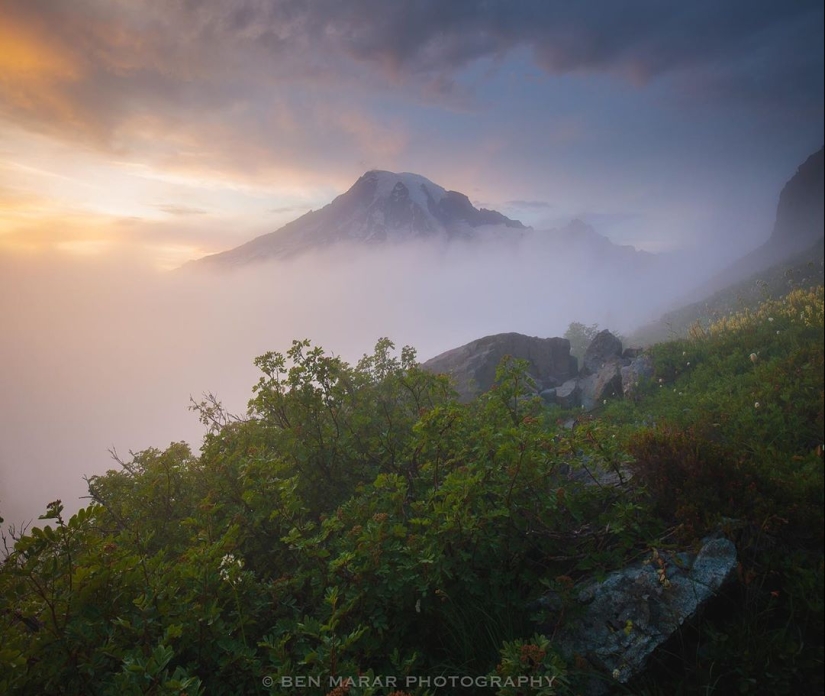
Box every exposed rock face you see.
[621,353,654,398]
[421,333,577,403]
[770,146,824,248]
[422,329,650,410]
[555,378,581,409]
[536,536,738,694]
[539,330,652,411]
[580,362,624,410]
[189,170,526,266]
[681,146,824,299]
[582,330,624,376]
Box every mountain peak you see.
[191,170,526,267]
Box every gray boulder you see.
[536,536,737,694]
[581,330,624,376]
[421,333,577,402]
[555,378,581,409]
[580,362,624,410]
[539,388,557,404]
[621,353,654,398]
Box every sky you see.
[1,0,823,268]
[0,1,823,530]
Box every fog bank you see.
[1,234,721,530]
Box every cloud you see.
[154,204,208,216]
[1,231,727,529]
[0,1,820,271]
[2,0,820,162]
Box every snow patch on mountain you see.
[370,170,447,209]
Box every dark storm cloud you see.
[3,0,821,150]
[269,0,824,105]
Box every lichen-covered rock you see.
[535,536,737,694]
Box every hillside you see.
[1,285,822,695]
[689,146,824,299]
[630,146,824,347]
[629,238,824,345]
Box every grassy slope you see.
[605,284,824,694]
[629,239,824,347]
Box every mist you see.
[0,232,725,531]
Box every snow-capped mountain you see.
[190,170,527,267]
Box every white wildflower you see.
[219,553,243,584]
[612,668,621,680]
[754,402,760,409]
[750,353,758,363]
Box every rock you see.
[621,353,654,398]
[539,388,557,404]
[536,536,737,694]
[421,333,577,402]
[582,330,624,376]
[622,347,643,360]
[770,146,824,248]
[580,361,623,411]
[555,378,581,409]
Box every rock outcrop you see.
[555,379,581,409]
[581,330,624,376]
[423,329,651,409]
[542,330,650,410]
[680,146,824,299]
[421,333,577,403]
[621,353,654,399]
[579,362,624,410]
[535,536,738,694]
[769,146,824,248]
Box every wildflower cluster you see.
[219,553,244,585]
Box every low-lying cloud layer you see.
[0,234,720,531]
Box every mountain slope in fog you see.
[189,170,527,267]
[629,146,825,345]
[691,146,824,299]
